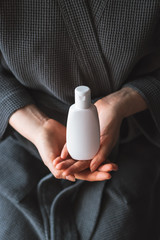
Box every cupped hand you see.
[53,143,118,181]
[34,118,75,180]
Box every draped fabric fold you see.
[57,0,112,93]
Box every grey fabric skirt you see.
[0,133,160,240]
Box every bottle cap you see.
[75,86,91,109]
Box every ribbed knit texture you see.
[0,0,160,145]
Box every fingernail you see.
[66,176,76,182]
[114,165,119,171]
[90,164,96,172]
[112,167,118,171]
[107,174,112,179]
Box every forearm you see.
[102,87,148,119]
[9,104,49,144]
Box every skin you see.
[9,104,117,182]
[9,87,147,182]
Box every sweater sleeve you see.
[0,54,35,141]
[123,68,160,148]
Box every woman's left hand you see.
[90,86,147,172]
[89,97,122,172]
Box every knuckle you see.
[63,170,69,177]
[54,172,61,179]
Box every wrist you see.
[101,87,147,119]
[9,104,50,144]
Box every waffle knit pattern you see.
[0,0,160,145]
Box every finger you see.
[66,175,76,182]
[45,159,76,182]
[75,170,111,182]
[90,139,112,172]
[56,159,76,170]
[98,162,118,172]
[61,143,69,159]
[53,156,64,166]
[47,160,64,178]
[62,160,91,177]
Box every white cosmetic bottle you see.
[66,86,100,160]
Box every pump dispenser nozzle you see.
[75,86,91,109]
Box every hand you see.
[89,98,122,172]
[53,143,118,181]
[90,87,147,172]
[33,118,75,180]
[9,105,74,180]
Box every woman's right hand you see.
[9,104,75,181]
[34,118,76,180]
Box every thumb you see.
[61,143,69,159]
[90,138,112,172]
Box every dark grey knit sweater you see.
[0,0,160,146]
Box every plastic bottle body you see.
[66,104,100,160]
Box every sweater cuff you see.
[123,75,160,147]
[0,89,34,141]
